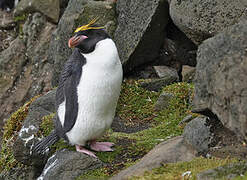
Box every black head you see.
[68,28,110,54]
[0,0,15,10]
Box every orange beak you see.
[68,35,88,48]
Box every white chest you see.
[60,38,123,145]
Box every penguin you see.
[32,18,123,158]
[0,0,19,11]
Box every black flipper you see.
[32,49,86,155]
[55,49,86,133]
[32,130,60,154]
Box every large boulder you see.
[193,20,247,141]
[49,0,117,86]
[14,0,60,23]
[170,0,247,45]
[114,0,169,72]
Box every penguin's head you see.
[68,19,109,54]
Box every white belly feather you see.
[57,39,122,146]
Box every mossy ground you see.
[131,157,239,180]
[0,80,243,179]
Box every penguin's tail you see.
[32,130,60,155]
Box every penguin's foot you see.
[90,141,114,152]
[75,145,97,158]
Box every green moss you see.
[39,113,55,136]
[0,95,40,174]
[0,80,200,179]
[116,80,160,126]
[14,14,27,22]
[130,157,239,180]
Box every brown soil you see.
[209,125,247,160]
[111,116,151,134]
[104,138,145,175]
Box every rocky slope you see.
[0,0,247,179]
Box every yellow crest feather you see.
[74,17,104,33]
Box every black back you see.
[55,48,86,139]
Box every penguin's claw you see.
[90,141,114,152]
[76,145,97,158]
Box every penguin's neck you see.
[81,38,119,66]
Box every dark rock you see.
[183,116,221,154]
[111,136,197,179]
[0,10,16,30]
[50,0,117,86]
[13,90,56,168]
[193,20,247,141]
[115,0,169,72]
[170,0,247,45]
[0,37,26,130]
[153,66,178,79]
[140,75,178,92]
[155,21,197,68]
[0,166,37,180]
[154,92,173,111]
[14,0,60,23]
[197,162,247,180]
[37,149,103,180]
[179,114,193,126]
[182,65,196,83]
[59,0,69,17]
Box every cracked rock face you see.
[114,0,169,72]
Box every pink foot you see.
[90,141,114,152]
[75,145,97,158]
